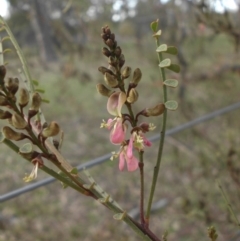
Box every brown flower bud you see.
[18,88,30,107]
[143,103,165,117]
[121,66,131,79]
[98,66,114,75]
[0,96,8,106]
[119,54,125,68]
[2,126,27,141]
[0,65,6,85]
[104,72,118,88]
[106,39,114,48]
[131,68,142,85]
[96,84,112,97]
[110,33,115,41]
[108,56,116,66]
[139,122,150,133]
[127,88,138,103]
[11,113,28,129]
[114,46,122,57]
[42,121,60,138]
[102,47,111,57]
[6,77,19,95]
[0,109,12,119]
[30,92,41,111]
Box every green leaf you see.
[156,44,168,52]
[167,64,180,73]
[19,143,33,153]
[156,45,178,55]
[164,79,178,88]
[165,100,178,110]
[42,99,50,103]
[0,131,5,143]
[35,88,45,93]
[153,30,162,37]
[159,58,171,68]
[32,80,39,86]
[166,46,178,55]
[61,182,69,189]
[3,48,12,54]
[113,212,125,221]
[1,36,10,42]
[70,167,78,175]
[150,19,159,32]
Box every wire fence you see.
[1,101,240,203]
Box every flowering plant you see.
[0,17,189,241]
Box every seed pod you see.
[104,72,118,88]
[11,113,28,129]
[127,88,138,103]
[18,88,30,108]
[96,84,112,97]
[142,103,165,117]
[42,121,60,138]
[0,109,12,119]
[131,68,142,85]
[6,77,19,95]
[121,66,131,79]
[2,126,27,141]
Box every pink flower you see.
[107,91,126,117]
[107,117,127,144]
[119,145,139,172]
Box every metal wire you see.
[1,101,240,203]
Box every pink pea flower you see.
[119,145,139,172]
[107,117,127,144]
[107,91,126,117]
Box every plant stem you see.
[2,139,87,195]
[139,151,145,226]
[146,36,168,223]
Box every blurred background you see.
[0,0,240,240]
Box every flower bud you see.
[2,126,27,141]
[121,66,131,79]
[114,46,122,57]
[106,39,114,48]
[102,47,111,57]
[127,88,138,103]
[42,121,60,138]
[98,66,114,75]
[131,68,142,85]
[0,96,8,106]
[0,109,12,119]
[96,84,112,97]
[108,56,116,66]
[0,65,6,85]
[110,33,115,41]
[143,103,165,117]
[6,77,19,95]
[104,72,118,88]
[119,54,125,68]
[11,113,28,129]
[18,88,30,107]
[30,92,41,111]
